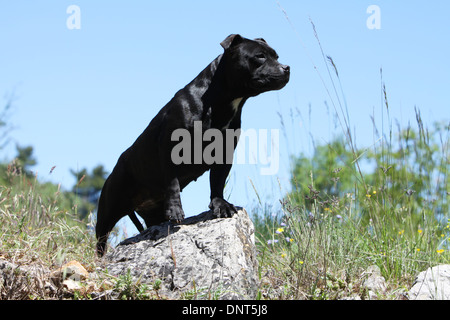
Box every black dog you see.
[96,34,289,256]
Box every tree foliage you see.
[15,145,37,176]
[288,121,449,224]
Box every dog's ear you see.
[254,38,267,43]
[220,34,243,50]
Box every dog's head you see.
[220,34,290,97]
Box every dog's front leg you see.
[209,164,238,218]
[164,176,185,223]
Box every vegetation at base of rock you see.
[113,269,155,300]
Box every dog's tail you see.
[96,188,109,257]
[96,176,117,257]
[95,177,144,256]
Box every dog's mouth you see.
[251,72,290,91]
[250,63,290,92]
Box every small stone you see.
[362,265,387,300]
[51,260,89,282]
[62,279,82,291]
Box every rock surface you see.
[102,208,258,299]
[408,264,450,300]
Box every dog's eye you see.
[255,53,266,60]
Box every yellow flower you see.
[398,230,405,236]
[281,253,287,258]
[324,207,331,212]
[437,249,445,254]
[416,248,421,252]
[418,229,423,234]
[276,227,284,234]
[373,190,377,194]
[299,260,304,265]
[366,194,371,199]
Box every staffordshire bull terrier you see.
[96,34,289,256]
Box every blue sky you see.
[1,1,449,236]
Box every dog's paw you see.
[209,197,238,218]
[164,204,185,223]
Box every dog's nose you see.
[282,65,290,74]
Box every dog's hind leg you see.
[136,199,166,228]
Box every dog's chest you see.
[231,97,243,113]
[220,97,243,130]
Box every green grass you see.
[0,171,95,267]
[254,187,449,299]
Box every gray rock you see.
[102,208,258,299]
[408,265,450,300]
